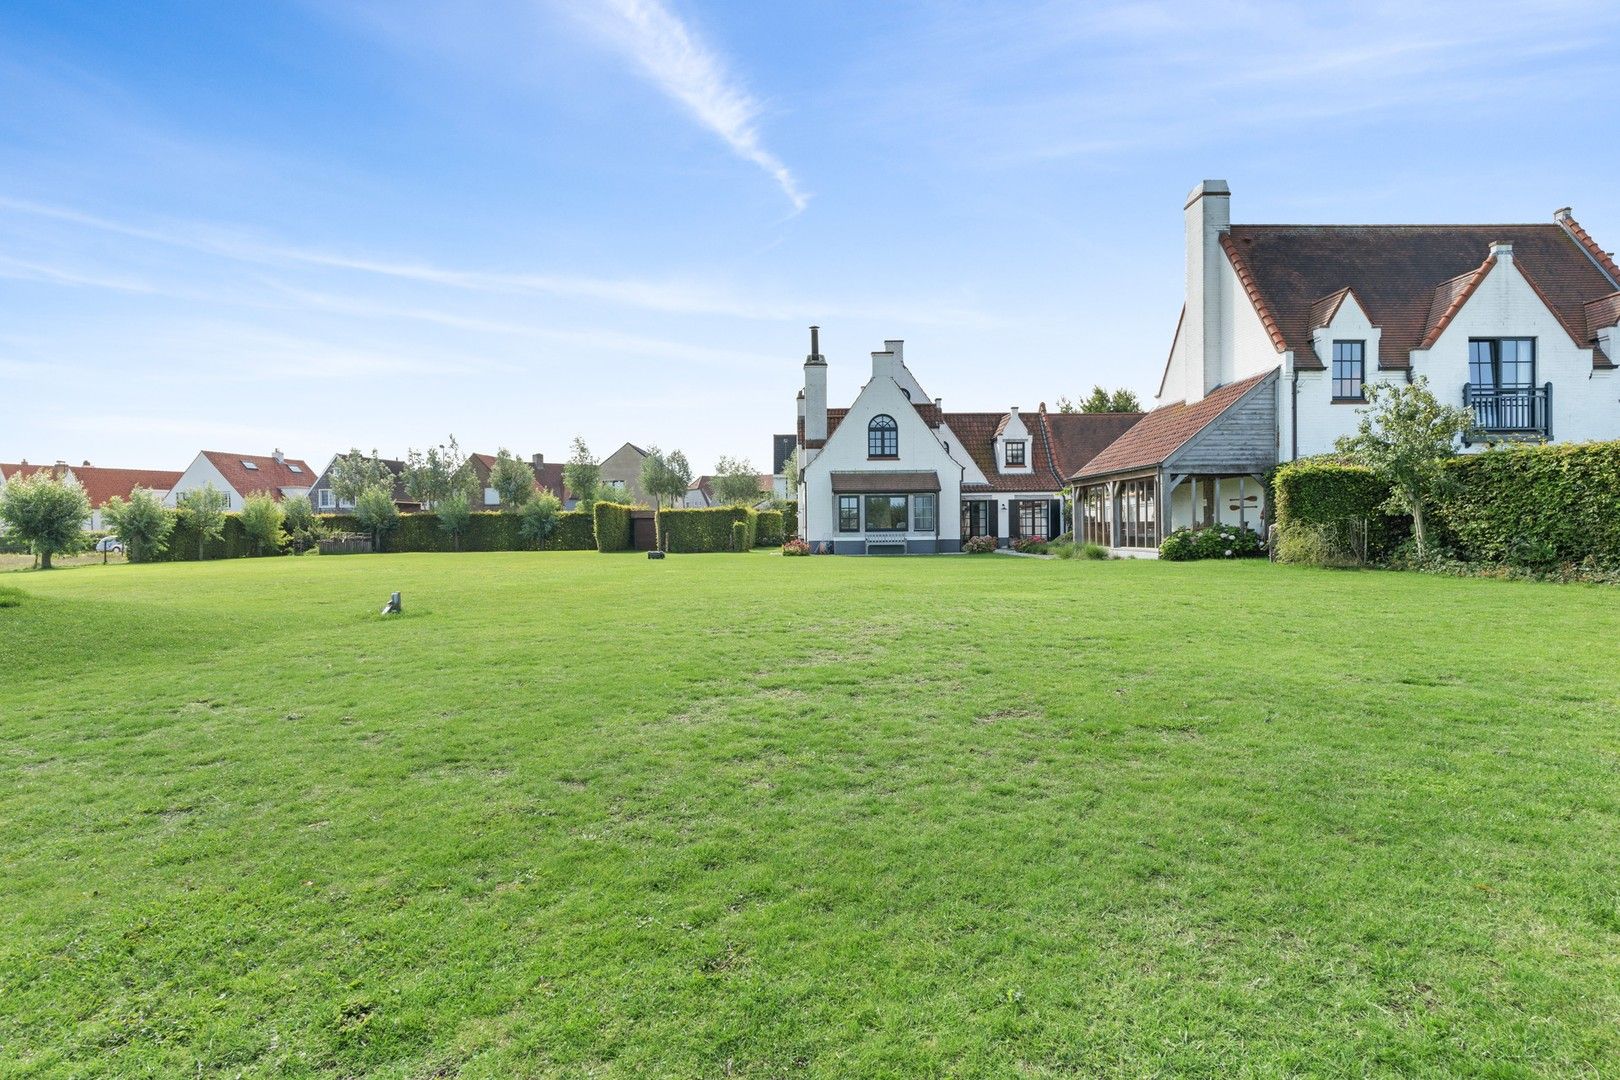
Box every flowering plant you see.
[963,535,998,554]
[1159,525,1266,561]
[781,537,811,556]
[1011,535,1049,554]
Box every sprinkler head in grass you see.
[381,591,402,615]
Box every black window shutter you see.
[990,501,999,538]
[1050,499,1061,538]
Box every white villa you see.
[1070,180,1620,553]
[794,328,1139,554]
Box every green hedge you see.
[783,503,798,540]
[146,512,257,562]
[593,503,633,552]
[317,510,597,553]
[658,507,757,552]
[1273,458,1403,560]
[1438,442,1620,566]
[755,509,786,547]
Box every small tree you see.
[711,456,763,506]
[402,436,466,510]
[563,436,601,510]
[178,485,230,560]
[518,491,562,549]
[436,490,474,551]
[0,472,90,569]
[489,449,536,511]
[102,486,176,563]
[354,484,399,552]
[282,496,321,553]
[1060,386,1143,413]
[640,446,693,550]
[330,449,393,508]
[238,492,286,556]
[1335,377,1473,559]
[783,448,799,496]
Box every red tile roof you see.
[1074,369,1275,481]
[1557,210,1620,286]
[201,451,314,500]
[1042,411,1145,480]
[1222,223,1617,371]
[0,463,182,506]
[1586,291,1620,337]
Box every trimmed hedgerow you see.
[317,510,597,553]
[755,510,786,547]
[145,511,255,562]
[1159,525,1266,561]
[592,503,634,553]
[1272,458,1403,562]
[1437,441,1620,567]
[731,521,748,552]
[658,507,757,553]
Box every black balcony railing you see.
[1464,382,1551,441]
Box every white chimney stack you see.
[803,326,827,443]
[871,349,897,381]
[1184,179,1231,400]
[272,448,285,464]
[1489,240,1514,264]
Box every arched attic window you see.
[868,414,899,457]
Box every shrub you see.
[1273,458,1400,562]
[593,502,634,552]
[102,487,177,563]
[1160,525,1265,561]
[755,509,786,547]
[781,538,810,556]
[354,485,399,552]
[658,507,757,553]
[782,503,798,540]
[281,497,322,553]
[1437,442,1620,567]
[963,535,997,554]
[0,472,92,569]
[317,510,595,553]
[1079,542,1110,560]
[1012,535,1049,554]
[518,492,562,548]
[1273,522,1362,568]
[238,492,286,556]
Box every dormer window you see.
[1005,440,1027,467]
[868,414,898,457]
[1332,341,1365,401]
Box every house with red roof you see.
[0,460,183,530]
[1070,180,1620,553]
[794,329,1140,553]
[164,450,313,511]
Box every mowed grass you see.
[3,553,1619,1078]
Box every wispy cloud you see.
[564,0,807,212]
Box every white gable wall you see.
[1409,254,1617,444]
[1294,293,1398,457]
[165,454,242,509]
[799,375,961,545]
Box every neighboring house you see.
[465,453,575,510]
[306,456,422,512]
[684,472,774,508]
[771,433,796,498]
[165,450,313,510]
[1072,179,1620,553]
[0,460,183,530]
[597,442,650,504]
[794,328,1140,553]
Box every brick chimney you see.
[1184,179,1231,401]
[272,448,285,464]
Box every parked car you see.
[95,537,124,554]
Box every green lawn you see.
[3,553,1618,1078]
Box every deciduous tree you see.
[282,495,321,553]
[0,472,90,569]
[178,485,229,560]
[330,449,392,508]
[489,449,536,511]
[354,484,399,552]
[563,436,601,509]
[711,456,763,506]
[1335,377,1473,558]
[238,492,286,556]
[519,492,562,548]
[101,487,176,563]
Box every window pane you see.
[913,494,936,532]
[867,414,899,456]
[864,494,908,531]
[1469,340,1494,386]
[1005,441,1026,466]
[838,495,859,532]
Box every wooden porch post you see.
[1108,481,1120,549]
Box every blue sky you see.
[3,1,1619,475]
